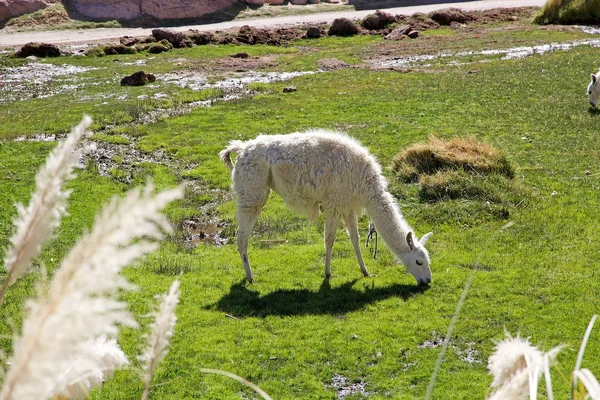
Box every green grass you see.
[2,18,600,399]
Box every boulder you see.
[65,0,239,22]
[15,42,61,58]
[0,0,52,23]
[429,8,476,25]
[187,30,213,45]
[120,71,156,86]
[152,29,188,47]
[305,26,321,39]
[328,18,359,37]
[384,25,412,40]
[361,10,396,30]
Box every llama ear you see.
[406,231,415,250]
[592,74,598,84]
[420,232,433,245]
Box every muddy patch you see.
[160,70,316,92]
[418,335,482,364]
[182,217,230,247]
[0,61,101,103]
[328,374,370,400]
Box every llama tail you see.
[219,140,245,171]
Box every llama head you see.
[400,231,433,285]
[587,72,600,108]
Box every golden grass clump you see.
[535,0,600,25]
[392,135,515,183]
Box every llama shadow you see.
[588,107,600,116]
[209,278,428,317]
[347,0,478,10]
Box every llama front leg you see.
[324,213,338,278]
[344,212,371,277]
[236,206,263,283]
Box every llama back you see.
[234,130,387,218]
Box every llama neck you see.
[365,190,411,259]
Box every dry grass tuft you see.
[535,0,600,25]
[392,135,514,183]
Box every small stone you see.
[306,26,321,39]
[283,86,297,93]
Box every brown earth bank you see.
[0,0,56,22]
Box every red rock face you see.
[66,0,239,22]
[0,0,53,22]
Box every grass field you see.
[1,14,600,399]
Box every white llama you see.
[587,69,600,108]
[219,130,433,285]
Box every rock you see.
[328,18,359,37]
[120,71,156,86]
[148,39,173,53]
[15,42,61,58]
[307,0,320,3]
[0,0,52,23]
[384,24,411,40]
[265,0,284,4]
[103,43,137,55]
[283,86,297,93]
[120,36,140,46]
[429,8,476,25]
[231,52,249,58]
[407,30,419,39]
[187,30,213,45]
[66,0,239,22]
[305,26,321,39]
[152,28,191,48]
[361,10,396,30]
[289,0,307,4]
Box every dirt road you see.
[0,0,547,48]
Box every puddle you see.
[0,62,100,103]
[182,217,230,247]
[378,38,600,68]
[329,374,370,400]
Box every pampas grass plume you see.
[140,279,181,400]
[0,116,93,306]
[59,335,129,400]
[487,333,562,400]
[0,182,183,400]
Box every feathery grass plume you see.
[140,279,181,400]
[0,183,183,400]
[487,333,562,400]
[59,335,129,400]
[0,116,93,307]
[574,369,600,399]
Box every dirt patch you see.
[328,374,370,399]
[418,335,482,364]
[317,58,350,71]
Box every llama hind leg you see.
[343,212,371,277]
[236,205,264,283]
[324,213,338,279]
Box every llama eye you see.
[416,260,423,266]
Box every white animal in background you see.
[219,130,433,285]
[587,69,600,107]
